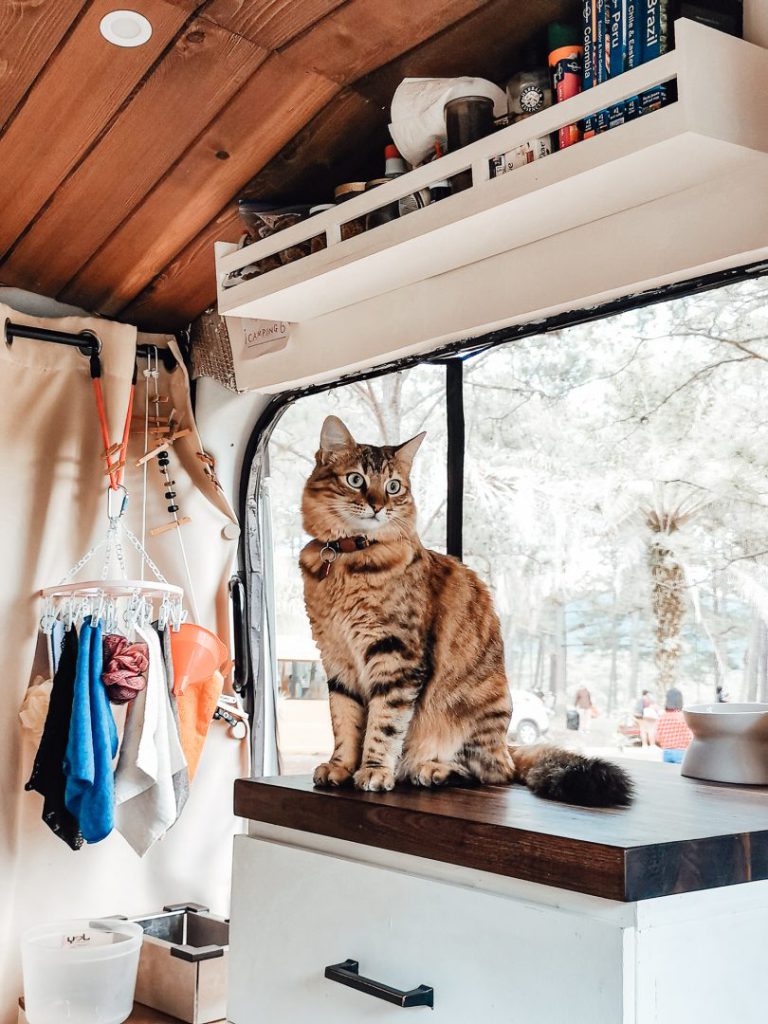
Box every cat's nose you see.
[367,495,383,514]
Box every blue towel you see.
[64,617,118,843]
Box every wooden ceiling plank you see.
[120,206,243,331]
[60,53,340,313]
[2,19,267,297]
[0,0,194,260]
[279,0,494,85]
[0,0,84,131]
[201,0,349,51]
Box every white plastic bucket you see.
[22,918,143,1024]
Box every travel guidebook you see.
[582,0,670,134]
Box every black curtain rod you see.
[4,320,176,370]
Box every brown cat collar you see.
[319,535,375,578]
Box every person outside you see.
[574,686,595,735]
[656,687,693,764]
[638,690,660,747]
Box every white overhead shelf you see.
[216,20,768,326]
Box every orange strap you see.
[92,375,135,491]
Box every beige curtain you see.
[0,305,241,1022]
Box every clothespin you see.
[196,450,223,491]
[132,414,169,425]
[149,516,191,537]
[136,440,169,466]
[135,429,191,467]
[102,441,125,481]
[170,598,186,632]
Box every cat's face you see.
[302,415,425,542]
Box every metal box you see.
[129,903,228,1024]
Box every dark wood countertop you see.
[235,761,768,902]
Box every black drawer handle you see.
[325,958,434,1008]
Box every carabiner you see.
[107,484,129,522]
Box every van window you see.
[260,275,768,770]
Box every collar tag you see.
[320,543,337,580]
[318,535,373,580]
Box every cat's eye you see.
[346,472,365,489]
[386,479,402,495]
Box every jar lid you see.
[444,95,495,109]
[365,178,389,189]
[334,182,367,200]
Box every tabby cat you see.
[300,415,632,806]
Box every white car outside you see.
[509,690,551,745]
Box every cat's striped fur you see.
[300,416,632,806]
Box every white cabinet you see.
[228,829,768,1024]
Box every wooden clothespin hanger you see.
[149,516,192,537]
[135,428,192,467]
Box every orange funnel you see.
[170,623,229,696]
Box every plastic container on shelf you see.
[237,201,313,274]
[506,39,552,118]
[334,182,368,241]
[364,177,399,230]
[547,22,583,149]
[309,204,335,253]
[22,918,143,1024]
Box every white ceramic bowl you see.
[682,703,768,785]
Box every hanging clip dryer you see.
[40,488,185,635]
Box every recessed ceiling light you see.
[99,10,153,48]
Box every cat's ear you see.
[319,415,355,456]
[394,431,426,470]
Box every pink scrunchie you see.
[102,635,149,705]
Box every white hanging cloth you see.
[113,624,187,856]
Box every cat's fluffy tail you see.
[510,744,633,807]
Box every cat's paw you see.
[313,762,353,787]
[410,761,453,787]
[354,766,395,792]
